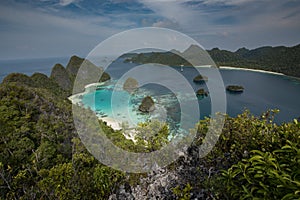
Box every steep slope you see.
[50,55,111,94]
[50,63,73,91]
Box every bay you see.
[94,58,300,124]
[1,56,299,124]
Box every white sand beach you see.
[101,117,123,130]
[220,66,284,76]
[68,93,83,105]
[100,117,137,142]
[68,83,138,143]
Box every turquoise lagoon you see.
[80,80,196,134]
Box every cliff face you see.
[50,63,73,91]
[2,55,111,97]
[50,55,111,94]
[66,55,84,78]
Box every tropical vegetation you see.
[0,55,299,199]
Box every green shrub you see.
[217,118,300,199]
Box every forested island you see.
[226,85,244,93]
[0,55,299,199]
[124,44,300,78]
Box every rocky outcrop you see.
[139,96,155,113]
[193,75,208,83]
[109,145,218,200]
[123,77,139,93]
[109,169,178,200]
[196,88,209,97]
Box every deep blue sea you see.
[1,57,300,124]
[0,57,70,81]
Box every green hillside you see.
[0,55,299,199]
[125,44,300,78]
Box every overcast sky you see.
[0,0,299,59]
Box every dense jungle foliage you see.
[0,56,299,199]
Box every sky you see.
[0,0,299,59]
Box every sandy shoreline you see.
[176,65,285,76]
[68,85,137,141]
[100,117,137,142]
[100,117,122,130]
[219,66,284,76]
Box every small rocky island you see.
[193,74,208,83]
[139,96,155,113]
[123,77,139,93]
[226,85,244,93]
[196,88,209,97]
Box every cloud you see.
[59,0,79,6]
[0,0,299,59]
[0,1,125,59]
[137,0,300,50]
[200,0,259,5]
[152,19,179,29]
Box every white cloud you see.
[59,0,79,6]
[138,0,196,27]
[152,19,179,29]
[200,0,259,5]
[138,0,300,50]
[0,0,299,58]
[0,2,123,59]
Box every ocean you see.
[0,57,70,81]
